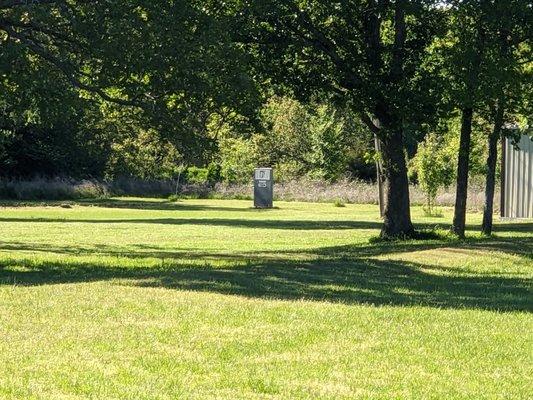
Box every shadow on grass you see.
[0,217,385,230]
[0,198,255,212]
[76,198,256,212]
[1,196,531,311]
[1,235,531,312]
[2,231,531,260]
[1,209,531,233]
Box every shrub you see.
[422,207,444,218]
[106,128,183,181]
[333,198,346,207]
[109,177,173,197]
[0,178,108,200]
[219,137,256,183]
[186,167,209,184]
[168,194,179,202]
[410,133,455,215]
[0,177,496,212]
[309,104,348,181]
[206,162,221,183]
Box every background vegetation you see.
[0,0,531,237]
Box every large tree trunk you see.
[380,129,414,238]
[452,107,473,238]
[481,104,504,236]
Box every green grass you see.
[0,198,531,399]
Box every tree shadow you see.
[0,217,384,230]
[1,197,531,311]
[312,234,533,260]
[1,235,531,312]
[0,198,256,212]
[76,198,257,212]
[1,232,530,265]
[488,222,533,234]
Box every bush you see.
[206,162,221,183]
[186,167,209,184]
[0,177,497,212]
[109,177,173,197]
[257,96,372,182]
[219,137,256,183]
[333,198,346,207]
[168,194,179,202]
[410,133,455,215]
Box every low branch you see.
[5,26,142,107]
[282,11,361,91]
[0,0,96,11]
[0,0,61,9]
[0,17,84,53]
[360,112,381,134]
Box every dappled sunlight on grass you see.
[0,200,531,311]
[0,199,531,399]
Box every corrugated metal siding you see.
[502,135,533,218]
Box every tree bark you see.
[361,111,414,238]
[481,104,504,236]
[452,107,473,238]
[380,128,414,238]
[374,134,385,217]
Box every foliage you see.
[411,133,455,215]
[256,96,314,178]
[0,0,531,237]
[0,0,259,179]
[308,104,350,181]
[206,163,222,184]
[230,0,448,233]
[106,126,182,181]
[333,198,346,208]
[185,167,209,185]
[0,178,108,200]
[219,137,256,183]
[256,96,372,182]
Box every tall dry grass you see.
[0,178,108,200]
[0,177,498,212]
[213,178,497,212]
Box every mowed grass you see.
[0,198,531,400]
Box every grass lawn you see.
[0,198,531,399]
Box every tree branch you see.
[360,112,381,134]
[0,0,61,9]
[389,0,406,83]
[0,17,84,52]
[282,5,361,91]
[362,0,383,73]
[4,26,142,107]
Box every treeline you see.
[0,0,531,238]
[0,95,374,182]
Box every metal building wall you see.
[502,135,533,219]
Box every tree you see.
[256,96,359,181]
[440,1,488,238]
[411,133,455,215]
[440,0,532,237]
[309,103,349,181]
[479,0,532,236]
[0,0,259,162]
[230,0,445,237]
[257,96,314,176]
[219,137,256,183]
